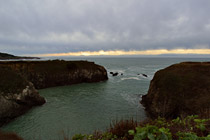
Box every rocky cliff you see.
[141,62,210,119]
[0,60,108,89]
[0,60,108,126]
[0,66,45,126]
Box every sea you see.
[2,57,210,140]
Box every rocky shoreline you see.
[0,60,108,126]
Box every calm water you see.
[2,57,210,140]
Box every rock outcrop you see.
[0,66,45,126]
[110,72,119,77]
[141,62,210,119]
[0,60,108,126]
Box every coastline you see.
[0,60,108,127]
[1,58,210,140]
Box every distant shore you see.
[0,52,40,60]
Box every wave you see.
[121,77,141,81]
[120,93,143,108]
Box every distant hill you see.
[0,52,40,60]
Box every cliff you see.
[0,60,108,126]
[0,60,108,89]
[141,62,210,119]
[0,66,45,126]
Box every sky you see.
[0,0,210,57]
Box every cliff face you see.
[141,62,210,119]
[0,60,108,89]
[0,60,108,126]
[0,66,45,126]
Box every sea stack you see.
[141,62,210,119]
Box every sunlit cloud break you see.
[34,49,210,57]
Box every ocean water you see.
[2,57,210,139]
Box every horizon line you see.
[29,49,210,57]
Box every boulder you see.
[137,73,148,77]
[112,72,118,76]
[141,62,210,119]
[110,72,119,76]
[142,74,148,77]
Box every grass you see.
[70,113,210,140]
[0,112,209,140]
[109,119,138,139]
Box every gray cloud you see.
[0,0,210,55]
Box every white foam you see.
[121,77,141,81]
[120,93,142,108]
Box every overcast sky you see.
[0,0,210,56]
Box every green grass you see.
[70,115,210,140]
[1,115,209,140]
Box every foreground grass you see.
[0,115,209,140]
[71,115,210,140]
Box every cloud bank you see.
[35,49,210,57]
[0,0,210,55]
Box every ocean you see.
[2,57,210,139]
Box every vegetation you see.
[70,115,210,140]
[0,112,209,140]
[0,66,27,93]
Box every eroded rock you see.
[0,66,45,126]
